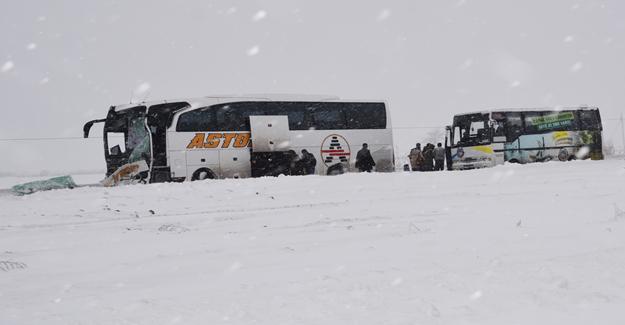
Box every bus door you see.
[146,102,189,182]
[249,115,291,177]
[445,126,453,170]
[490,119,506,166]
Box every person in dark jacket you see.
[300,149,317,175]
[355,143,376,172]
[421,143,434,171]
[285,150,300,175]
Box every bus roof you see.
[111,94,386,113]
[454,106,599,116]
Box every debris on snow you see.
[0,261,27,272]
[158,224,190,233]
[11,175,77,195]
[101,161,149,187]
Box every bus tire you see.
[508,159,520,164]
[191,168,216,181]
[326,163,345,175]
[558,149,569,161]
[568,155,576,161]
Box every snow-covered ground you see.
[2,160,625,324]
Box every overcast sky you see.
[1,0,624,175]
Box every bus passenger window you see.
[216,104,246,131]
[344,103,386,129]
[311,104,346,130]
[269,102,309,130]
[504,112,523,140]
[176,106,216,131]
[579,110,601,130]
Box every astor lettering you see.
[186,133,252,149]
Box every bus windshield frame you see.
[103,106,151,175]
[451,113,491,147]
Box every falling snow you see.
[247,45,260,56]
[570,61,583,72]
[459,58,473,70]
[470,290,483,300]
[252,10,267,22]
[134,82,151,95]
[1,61,14,72]
[376,9,391,21]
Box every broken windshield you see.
[127,116,150,163]
[104,106,150,168]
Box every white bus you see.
[445,106,603,170]
[84,95,394,183]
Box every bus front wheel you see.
[191,168,216,181]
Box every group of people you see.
[282,143,377,176]
[284,149,317,175]
[408,142,446,171]
[264,142,377,177]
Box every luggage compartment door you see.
[249,115,291,152]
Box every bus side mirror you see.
[83,118,105,138]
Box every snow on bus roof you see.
[112,94,386,113]
[455,105,599,116]
[203,93,341,101]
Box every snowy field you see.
[2,160,625,324]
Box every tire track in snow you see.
[0,200,350,230]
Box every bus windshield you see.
[452,113,490,146]
[104,107,151,168]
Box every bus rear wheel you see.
[558,149,569,161]
[326,163,345,175]
[191,168,216,181]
